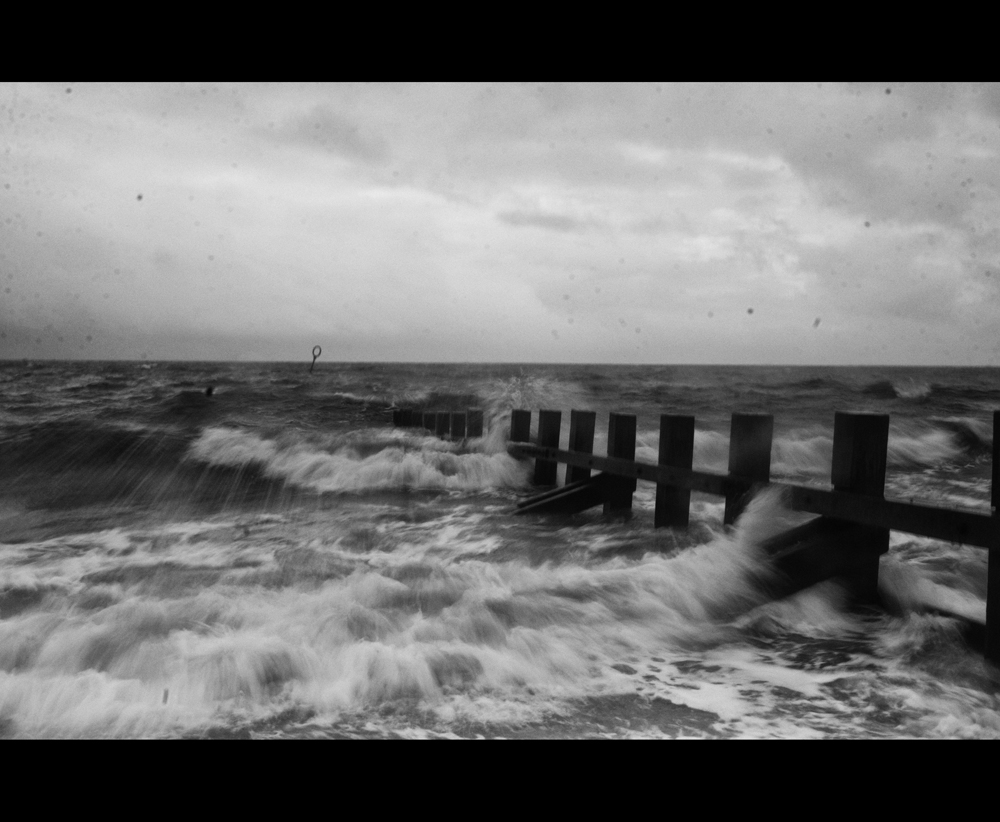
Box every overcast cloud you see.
[2,81,998,364]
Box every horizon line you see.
[2,357,997,369]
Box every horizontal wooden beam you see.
[781,485,993,548]
[509,443,750,496]
[516,474,613,516]
[507,442,993,548]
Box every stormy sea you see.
[1,359,999,739]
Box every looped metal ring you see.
[312,345,322,359]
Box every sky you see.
[2,81,999,365]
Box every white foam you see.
[879,558,986,623]
[888,429,962,468]
[0,491,785,737]
[3,478,997,738]
[186,427,530,493]
[894,379,932,400]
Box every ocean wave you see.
[327,391,392,407]
[931,416,993,454]
[184,427,529,494]
[861,379,932,401]
[771,434,833,477]
[0,488,790,738]
[786,376,839,391]
[679,421,988,478]
[0,419,292,514]
[688,429,834,478]
[0,420,190,475]
[887,429,961,468]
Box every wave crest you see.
[861,378,932,401]
[185,427,529,493]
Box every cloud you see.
[3,82,1000,364]
[496,210,590,232]
[267,104,389,164]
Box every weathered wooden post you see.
[724,413,774,525]
[986,411,1000,663]
[451,412,467,439]
[467,409,484,438]
[604,413,637,515]
[436,412,451,439]
[655,414,695,528]
[510,409,531,443]
[830,411,890,604]
[534,410,561,486]
[566,410,597,485]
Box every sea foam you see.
[185,427,529,493]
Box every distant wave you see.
[60,377,133,393]
[328,391,393,406]
[895,380,933,400]
[785,377,838,391]
[388,390,483,411]
[861,379,932,401]
[852,375,1000,405]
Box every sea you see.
[1,359,999,739]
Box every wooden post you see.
[510,409,531,443]
[724,413,773,525]
[566,410,597,485]
[994,410,1000,510]
[655,414,695,528]
[436,412,451,439]
[467,409,484,438]
[986,411,1000,663]
[533,410,561,485]
[830,411,890,605]
[604,413,637,515]
[451,412,467,440]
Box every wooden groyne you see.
[393,407,485,440]
[505,408,1000,663]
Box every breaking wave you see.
[861,379,932,401]
[0,488,785,738]
[184,427,529,494]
